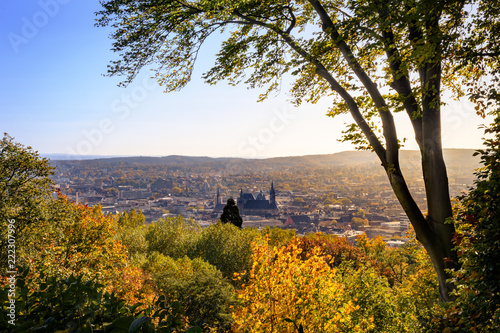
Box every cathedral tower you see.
[215,188,222,205]
[270,181,276,205]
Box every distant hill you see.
[264,149,478,167]
[42,153,131,160]
[50,149,480,172]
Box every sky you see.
[0,1,493,158]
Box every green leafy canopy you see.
[97,0,498,149]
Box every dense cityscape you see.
[50,149,478,245]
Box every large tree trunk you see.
[385,61,459,301]
[307,0,459,301]
[385,158,458,301]
[418,63,460,301]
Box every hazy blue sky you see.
[0,1,492,158]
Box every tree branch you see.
[233,9,387,163]
[307,0,400,165]
[284,5,296,34]
[377,8,423,149]
[306,0,435,248]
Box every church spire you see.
[270,181,276,205]
[216,188,222,205]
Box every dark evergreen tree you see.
[220,198,242,228]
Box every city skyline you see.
[1,1,493,159]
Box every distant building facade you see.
[151,178,173,191]
[284,215,312,227]
[213,188,226,212]
[237,182,279,217]
[212,182,279,217]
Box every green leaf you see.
[185,327,202,333]
[105,315,135,333]
[128,317,152,333]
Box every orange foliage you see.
[233,236,374,332]
[25,196,154,306]
[294,233,365,268]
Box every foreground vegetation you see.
[1,113,500,332]
[1,200,440,332]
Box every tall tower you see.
[215,188,222,205]
[237,188,244,213]
[270,181,276,205]
[238,189,243,202]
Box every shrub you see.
[190,223,259,284]
[146,215,201,258]
[152,256,237,331]
[0,269,138,332]
[0,269,203,333]
[300,232,365,268]
[431,112,500,331]
[116,223,148,261]
[233,236,373,332]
